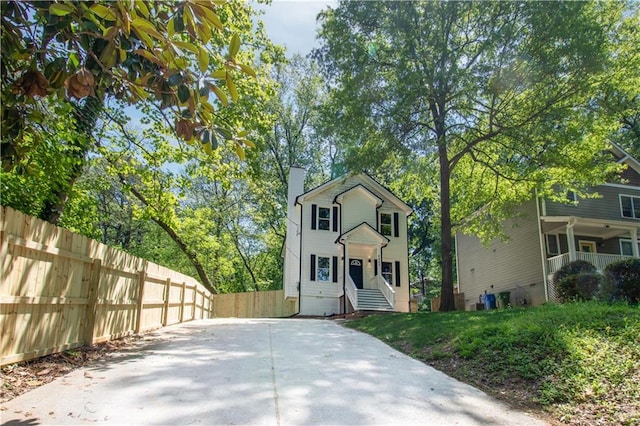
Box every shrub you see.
[604,258,640,303]
[555,272,603,301]
[553,260,598,301]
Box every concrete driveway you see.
[1,318,546,425]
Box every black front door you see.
[349,258,364,289]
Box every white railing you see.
[377,275,395,309]
[547,252,632,275]
[346,275,358,311]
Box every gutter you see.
[535,191,550,302]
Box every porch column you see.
[631,228,639,258]
[566,220,576,262]
[344,242,350,279]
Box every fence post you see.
[135,266,147,333]
[83,258,102,345]
[162,278,171,326]
[180,282,186,323]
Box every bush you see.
[553,260,598,301]
[555,272,603,301]
[604,258,640,303]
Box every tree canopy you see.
[315,0,637,310]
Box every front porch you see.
[546,252,634,275]
[542,215,639,276]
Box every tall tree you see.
[1,0,262,223]
[315,1,631,310]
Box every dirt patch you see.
[1,338,135,403]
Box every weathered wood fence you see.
[0,206,214,366]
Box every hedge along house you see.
[455,142,640,310]
[282,168,413,316]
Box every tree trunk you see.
[39,97,103,224]
[438,142,456,312]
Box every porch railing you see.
[547,252,632,275]
[346,275,358,310]
[377,275,395,309]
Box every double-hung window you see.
[375,260,402,287]
[620,195,640,219]
[310,254,338,282]
[311,204,339,231]
[620,239,640,256]
[379,212,399,237]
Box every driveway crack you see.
[268,324,281,426]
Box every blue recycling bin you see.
[482,293,496,310]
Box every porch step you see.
[357,289,393,311]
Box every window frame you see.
[317,207,331,231]
[379,212,392,236]
[316,255,331,282]
[381,261,393,285]
[619,239,639,256]
[546,234,560,256]
[620,194,640,219]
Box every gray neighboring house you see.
[456,143,640,310]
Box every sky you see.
[257,0,337,56]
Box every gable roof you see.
[334,183,383,207]
[335,222,390,246]
[296,172,413,216]
[610,141,640,175]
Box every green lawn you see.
[344,302,640,425]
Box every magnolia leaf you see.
[237,130,250,138]
[243,139,256,149]
[132,18,164,41]
[49,3,75,16]
[228,33,240,60]
[173,41,199,54]
[211,84,228,106]
[177,84,190,103]
[133,49,164,67]
[211,69,226,80]
[90,4,117,21]
[198,46,209,73]
[235,144,245,161]
[238,63,257,78]
[203,142,213,155]
[226,73,238,102]
[135,1,150,18]
[168,73,184,87]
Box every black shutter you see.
[310,254,316,281]
[374,260,378,276]
[395,261,401,287]
[332,256,338,282]
[311,204,317,230]
[332,206,338,232]
[393,212,399,237]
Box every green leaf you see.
[211,69,226,80]
[90,4,117,21]
[49,3,75,16]
[226,73,238,102]
[238,63,257,78]
[168,73,184,87]
[228,33,240,60]
[198,46,209,74]
[211,84,228,106]
[177,84,190,103]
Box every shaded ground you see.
[1,338,136,404]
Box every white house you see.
[283,168,413,316]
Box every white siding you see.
[457,199,547,309]
[300,296,340,317]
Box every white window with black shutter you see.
[310,254,339,283]
[379,212,400,237]
[311,204,339,231]
[374,260,402,287]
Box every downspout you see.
[334,198,346,315]
[535,190,550,302]
[295,200,303,316]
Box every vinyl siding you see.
[298,174,411,314]
[457,199,546,309]
[545,185,640,222]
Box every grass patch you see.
[345,302,640,425]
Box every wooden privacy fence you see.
[0,206,214,366]
[212,290,296,318]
